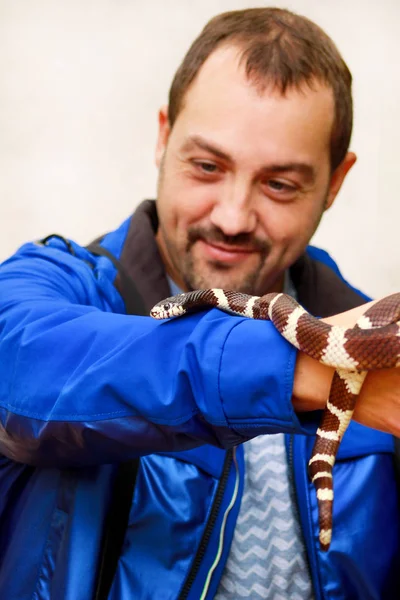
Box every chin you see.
[189,270,259,295]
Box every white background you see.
[1,0,399,297]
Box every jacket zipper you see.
[288,435,304,539]
[178,448,234,600]
[288,433,321,600]
[199,447,239,600]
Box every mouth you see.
[197,239,257,265]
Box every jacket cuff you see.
[218,317,309,436]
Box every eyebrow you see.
[181,135,231,161]
[181,135,316,182]
[259,162,316,182]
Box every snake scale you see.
[151,289,400,551]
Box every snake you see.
[150,289,400,551]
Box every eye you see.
[262,178,298,200]
[268,179,295,192]
[269,180,286,191]
[163,303,172,310]
[193,160,219,174]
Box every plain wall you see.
[1,0,399,297]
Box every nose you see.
[209,180,257,236]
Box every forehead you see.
[172,45,335,164]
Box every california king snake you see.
[151,290,400,551]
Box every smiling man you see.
[0,7,399,600]
[155,42,354,296]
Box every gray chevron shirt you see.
[214,434,313,599]
[215,273,314,600]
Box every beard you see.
[163,223,272,294]
[183,251,264,294]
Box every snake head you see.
[150,294,188,319]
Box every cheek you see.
[259,204,320,248]
[162,174,218,228]
[258,206,296,242]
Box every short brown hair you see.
[168,8,352,171]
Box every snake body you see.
[150,289,400,551]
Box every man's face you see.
[155,45,355,295]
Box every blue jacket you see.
[0,201,398,599]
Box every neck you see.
[155,229,188,292]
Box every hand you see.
[354,368,400,436]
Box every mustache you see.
[187,226,270,254]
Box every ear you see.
[155,106,171,168]
[325,152,357,210]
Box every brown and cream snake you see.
[151,289,400,551]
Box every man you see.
[0,7,399,599]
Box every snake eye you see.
[163,303,172,311]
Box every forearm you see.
[292,352,333,412]
[0,247,303,465]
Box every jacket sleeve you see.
[0,242,304,467]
